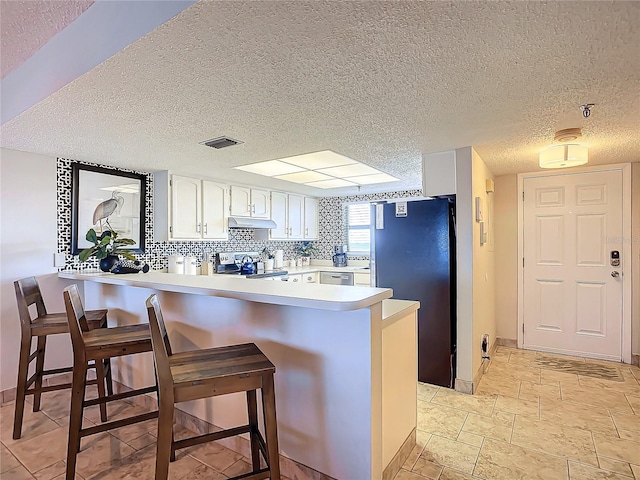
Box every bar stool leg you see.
[12,337,31,440]
[246,390,261,472]
[262,374,280,479]
[104,358,114,396]
[66,360,88,480]
[155,398,174,480]
[94,359,108,422]
[32,336,47,412]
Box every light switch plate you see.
[54,252,66,267]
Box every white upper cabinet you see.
[171,175,202,239]
[154,172,229,241]
[251,188,270,218]
[230,186,270,218]
[270,192,304,240]
[304,197,319,240]
[270,193,317,241]
[202,180,229,239]
[288,195,304,239]
[270,191,289,240]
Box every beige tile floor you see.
[396,347,640,480]
[0,385,293,480]
[1,347,638,480]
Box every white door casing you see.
[520,167,629,361]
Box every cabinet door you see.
[171,175,201,239]
[230,186,252,217]
[288,194,304,239]
[202,181,229,240]
[270,191,289,240]
[354,272,371,286]
[304,197,319,239]
[251,188,271,218]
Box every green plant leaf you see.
[86,229,98,244]
[118,251,136,261]
[78,247,97,262]
[113,238,135,246]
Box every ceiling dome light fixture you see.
[539,144,588,169]
[539,127,588,169]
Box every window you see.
[347,203,371,253]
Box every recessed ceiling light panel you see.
[305,178,357,189]
[347,173,399,185]
[275,171,334,183]
[316,163,381,177]
[279,150,357,169]
[235,160,305,176]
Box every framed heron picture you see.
[71,164,146,255]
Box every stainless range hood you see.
[228,217,277,229]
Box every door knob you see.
[611,271,620,278]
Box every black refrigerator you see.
[370,198,456,387]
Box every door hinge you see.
[169,179,172,187]
[522,323,525,334]
[522,191,524,201]
[169,226,172,233]
[523,257,525,268]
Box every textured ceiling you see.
[1,1,639,196]
[0,0,94,78]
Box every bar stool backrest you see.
[63,285,91,355]
[145,295,174,391]
[14,277,47,330]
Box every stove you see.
[214,252,288,279]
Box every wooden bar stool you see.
[12,277,110,440]
[63,284,158,480]
[145,294,281,480]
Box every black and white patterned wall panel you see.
[316,189,423,260]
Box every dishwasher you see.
[319,272,354,286]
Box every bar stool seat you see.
[146,294,281,480]
[64,284,158,480]
[12,277,109,440]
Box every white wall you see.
[0,148,77,392]
[454,148,474,383]
[471,149,496,379]
[494,174,518,340]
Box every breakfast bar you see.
[59,271,419,480]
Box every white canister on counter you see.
[274,250,284,269]
[184,256,197,275]
[168,255,184,274]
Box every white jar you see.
[184,256,197,275]
[168,255,184,274]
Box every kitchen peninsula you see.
[59,271,419,480]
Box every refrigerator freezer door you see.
[372,198,454,387]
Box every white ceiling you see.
[1,1,639,196]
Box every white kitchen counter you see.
[60,271,415,480]
[58,270,390,311]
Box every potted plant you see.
[296,241,317,266]
[79,228,136,272]
[262,247,275,271]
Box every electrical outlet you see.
[54,252,66,267]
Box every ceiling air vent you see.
[201,136,244,149]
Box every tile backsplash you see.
[57,158,421,270]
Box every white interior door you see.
[523,170,624,360]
